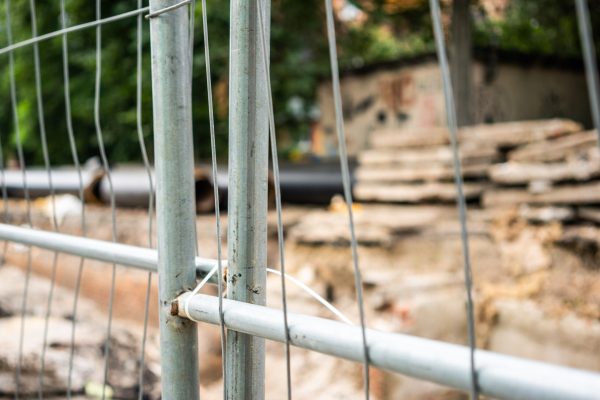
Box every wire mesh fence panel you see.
[0,1,599,400]
[0,1,160,399]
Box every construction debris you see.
[0,266,161,399]
[354,182,485,203]
[508,130,598,162]
[356,163,489,182]
[488,154,600,185]
[482,182,600,207]
[353,119,599,217]
[367,119,581,150]
[358,145,499,167]
[459,119,582,148]
[1,118,599,399]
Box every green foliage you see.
[339,26,434,68]
[0,1,154,166]
[0,0,330,165]
[0,0,598,166]
[472,0,600,58]
[341,0,434,67]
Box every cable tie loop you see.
[183,265,218,322]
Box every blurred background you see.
[0,0,598,164]
[0,1,599,399]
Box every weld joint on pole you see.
[145,0,191,19]
[170,299,179,316]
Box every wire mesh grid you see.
[0,1,155,398]
[0,0,598,399]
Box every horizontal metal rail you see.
[0,223,216,278]
[178,292,600,400]
[2,221,600,399]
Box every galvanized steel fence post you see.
[148,1,200,399]
[226,0,270,398]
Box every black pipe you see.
[2,162,356,211]
[0,168,103,202]
[97,167,215,213]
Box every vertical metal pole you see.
[148,1,199,399]
[227,0,269,399]
[575,0,600,145]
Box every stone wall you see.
[315,58,591,157]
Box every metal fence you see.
[0,0,599,399]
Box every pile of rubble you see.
[1,119,598,399]
[354,119,600,223]
[0,265,161,399]
[279,119,600,398]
